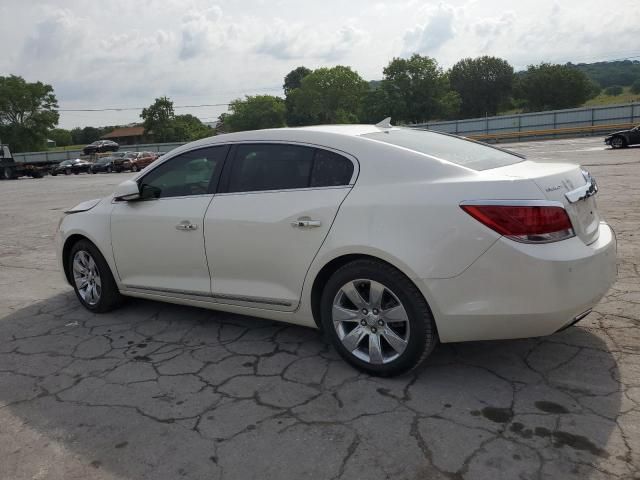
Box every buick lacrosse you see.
[56,124,616,375]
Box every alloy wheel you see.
[72,250,102,306]
[611,137,624,148]
[332,279,410,365]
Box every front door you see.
[110,145,228,295]
[204,143,356,310]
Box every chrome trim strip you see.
[565,169,598,204]
[122,284,293,307]
[459,199,565,208]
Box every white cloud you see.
[402,3,457,55]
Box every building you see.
[101,125,147,145]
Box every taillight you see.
[460,203,574,243]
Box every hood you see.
[65,198,102,214]
[605,130,630,137]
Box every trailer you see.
[0,144,59,180]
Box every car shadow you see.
[0,293,627,479]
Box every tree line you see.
[223,56,604,132]
[2,55,639,151]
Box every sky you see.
[1,0,639,129]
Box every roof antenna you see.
[375,117,392,128]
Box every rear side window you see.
[362,129,523,171]
[310,149,354,187]
[228,144,314,193]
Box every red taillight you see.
[461,204,575,243]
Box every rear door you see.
[204,143,357,310]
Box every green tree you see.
[515,63,596,111]
[48,128,72,147]
[449,56,514,118]
[141,96,176,142]
[631,79,640,95]
[604,85,623,96]
[288,66,368,124]
[224,95,286,132]
[283,66,312,96]
[0,75,59,152]
[173,114,213,141]
[381,54,460,124]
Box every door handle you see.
[291,219,322,228]
[176,221,198,231]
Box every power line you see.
[58,103,231,112]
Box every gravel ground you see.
[0,137,639,480]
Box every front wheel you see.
[320,259,438,376]
[69,240,123,313]
[610,136,626,149]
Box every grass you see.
[583,86,640,107]
[46,144,85,152]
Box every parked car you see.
[104,152,134,172]
[51,159,92,176]
[83,140,119,155]
[129,151,158,171]
[605,125,640,148]
[56,125,616,376]
[90,156,121,174]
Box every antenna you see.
[375,117,392,128]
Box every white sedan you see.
[56,124,616,376]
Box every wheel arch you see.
[308,253,437,332]
[62,234,101,285]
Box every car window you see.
[362,129,524,171]
[139,146,227,199]
[310,149,354,187]
[227,144,314,193]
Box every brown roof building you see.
[101,125,147,145]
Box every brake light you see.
[461,204,574,243]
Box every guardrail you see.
[462,122,636,143]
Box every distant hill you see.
[568,60,640,88]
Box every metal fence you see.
[410,102,640,139]
[13,142,186,164]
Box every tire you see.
[131,164,138,172]
[2,167,15,180]
[106,166,112,173]
[68,239,123,313]
[65,168,71,175]
[610,136,626,149]
[51,171,58,176]
[320,259,438,376]
[31,170,43,178]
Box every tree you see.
[283,66,312,96]
[224,95,286,132]
[449,56,514,118]
[48,128,73,147]
[173,114,213,141]
[515,63,596,111]
[287,66,368,124]
[631,79,640,95]
[380,54,460,124]
[141,96,175,142]
[604,85,623,96]
[0,75,59,152]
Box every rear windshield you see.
[362,129,523,171]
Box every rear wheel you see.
[2,167,15,180]
[610,136,626,149]
[320,259,438,376]
[69,240,122,313]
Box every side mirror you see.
[113,179,140,201]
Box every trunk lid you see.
[492,161,600,245]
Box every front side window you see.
[139,146,227,199]
[227,144,314,193]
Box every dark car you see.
[90,156,120,174]
[605,125,640,149]
[106,152,134,171]
[83,140,119,155]
[51,159,92,176]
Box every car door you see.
[204,143,357,311]
[630,126,640,145]
[110,145,229,295]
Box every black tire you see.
[65,168,71,175]
[68,239,123,313]
[610,136,626,149]
[131,164,139,172]
[320,259,438,376]
[31,170,43,178]
[2,167,15,180]
[51,171,58,176]
[106,166,112,173]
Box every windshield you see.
[362,129,524,171]
[60,161,71,166]
[97,157,111,164]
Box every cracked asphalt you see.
[1,137,639,479]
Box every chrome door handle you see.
[291,219,322,228]
[176,221,198,231]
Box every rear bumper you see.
[423,222,617,343]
